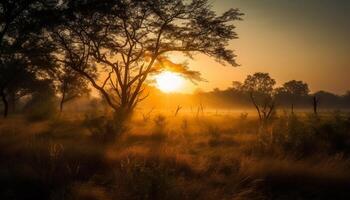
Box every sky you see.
[179,0,350,94]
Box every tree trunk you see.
[59,90,65,113]
[116,104,133,121]
[60,83,66,113]
[249,92,262,121]
[313,96,319,115]
[9,91,16,113]
[291,103,294,114]
[0,90,8,118]
[59,98,64,113]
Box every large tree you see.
[52,0,243,117]
[0,0,58,117]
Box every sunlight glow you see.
[155,71,184,93]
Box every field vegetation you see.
[1,1,349,199]
[1,109,350,200]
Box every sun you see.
[155,71,184,93]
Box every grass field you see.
[1,111,350,200]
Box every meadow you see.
[1,1,349,199]
[1,109,350,200]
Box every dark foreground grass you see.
[0,112,350,200]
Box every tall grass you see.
[1,111,350,199]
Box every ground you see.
[1,111,350,200]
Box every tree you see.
[277,80,309,113]
[51,0,243,118]
[242,72,276,124]
[231,81,243,91]
[0,58,38,116]
[313,95,319,115]
[343,91,350,108]
[53,65,90,113]
[282,80,309,96]
[22,79,58,121]
[312,90,340,111]
[0,0,59,117]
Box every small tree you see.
[54,66,90,113]
[277,80,309,114]
[52,0,243,118]
[242,72,276,124]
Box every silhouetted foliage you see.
[51,65,90,113]
[242,72,276,124]
[276,80,310,113]
[282,80,310,96]
[23,80,57,121]
[51,0,243,117]
[194,76,350,111]
[0,0,59,117]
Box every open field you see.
[1,1,349,199]
[1,111,350,200]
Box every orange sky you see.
[173,0,350,94]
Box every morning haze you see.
[185,0,350,94]
[2,1,350,200]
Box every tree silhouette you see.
[0,58,39,116]
[313,95,320,115]
[242,72,276,124]
[0,0,58,117]
[276,80,309,113]
[51,0,243,118]
[282,80,309,96]
[343,91,350,106]
[53,65,90,113]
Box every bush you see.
[23,89,58,121]
[83,113,125,143]
[107,154,195,200]
[254,113,350,157]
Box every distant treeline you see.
[143,73,350,111]
[198,87,350,110]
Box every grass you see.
[0,111,350,199]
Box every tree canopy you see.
[280,80,310,96]
[242,72,276,123]
[51,0,243,115]
[0,0,58,117]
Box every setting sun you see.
[155,71,184,93]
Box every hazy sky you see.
[180,0,350,94]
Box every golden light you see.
[155,71,184,93]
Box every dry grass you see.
[0,111,350,199]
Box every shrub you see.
[253,113,350,157]
[83,114,122,143]
[23,90,58,121]
[107,153,195,200]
